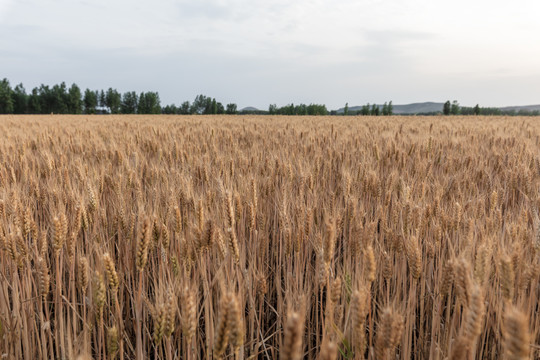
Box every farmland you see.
[0,115,538,359]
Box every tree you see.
[51,82,69,114]
[138,92,161,114]
[105,88,121,114]
[137,92,146,113]
[382,102,389,116]
[191,95,208,114]
[162,104,178,114]
[443,101,451,115]
[203,97,213,114]
[307,104,327,115]
[371,104,379,116]
[388,101,393,116]
[285,103,294,115]
[226,103,238,114]
[361,104,370,116]
[12,83,28,114]
[178,101,190,115]
[38,85,54,114]
[148,92,162,114]
[121,91,138,114]
[67,83,82,114]
[473,104,480,116]
[295,104,306,115]
[216,102,225,114]
[0,78,14,114]
[268,104,277,115]
[28,88,41,114]
[83,89,98,114]
[98,90,106,108]
[344,102,349,116]
[451,100,460,115]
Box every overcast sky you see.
[1,0,539,109]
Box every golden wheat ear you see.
[351,288,369,354]
[78,256,89,295]
[37,257,50,299]
[213,293,231,358]
[136,218,151,272]
[364,244,376,283]
[228,293,244,354]
[319,339,338,360]
[103,252,119,291]
[107,325,119,359]
[181,286,197,342]
[92,270,106,323]
[503,306,530,360]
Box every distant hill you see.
[336,102,540,115]
[498,105,540,112]
[391,102,445,114]
[240,106,260,112]
[239,106,268,115]
[240,103,540,115]
[337,102,444,114]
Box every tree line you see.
[162,94,238,115]
[0,78,339,117]
[2,78,539,116]
[0,78,163,114]
[343,101,394,116]
[268,103,328,115]
[0,79,238,115]
[442,100,540,116]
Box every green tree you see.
[51,82,69,114]
[121,91,138,114]
[38,85,53,113]
[371,104,379,116]
[149,92,161,114]
[191,95,208,114]
[226,103,238,114]
[203,97,213,114]
[12,83,28,114]
[451,100,460,115]
[67,83,82,114]
[178,101,190,114]
[138,92,161,114]
[307,104,327,115]
[361,104,370,116]
[443,101,451,115]
[137,92,146,113]
[162,104,178,114]
[0,78,14,114]
[28,88,41,113]
[473,104,480,116]
[344,102,349,116]
[268,104,277,115]
[382,102,389,116]
[216,102,225,114]
[83,89,98,114]
[286,103,294,115]
[388,101,393,116]
[98,90,106,108]
[105,88,122,114]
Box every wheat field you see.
[0,115,538,360]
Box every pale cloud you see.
[1,0,539,109]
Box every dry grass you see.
[0,114,539,359]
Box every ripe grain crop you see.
[0,114,539,359]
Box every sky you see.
[1,0,540,110]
